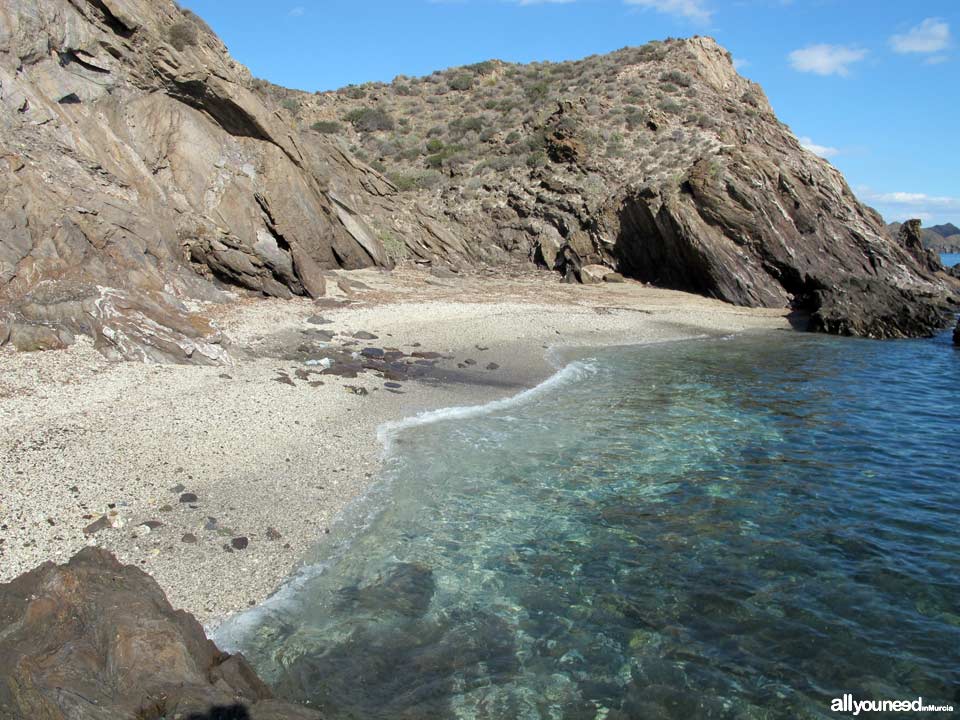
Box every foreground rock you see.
[0,548,320,720]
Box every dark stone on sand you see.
[82,515,111,536]
[306,315,333,325]
[179,493,198,504]
[171,483,186,493]
[486,362,500,371]
[141,520,164,530]
[181,533,198,544]
[274,373,296,386]
[353,331,378,340]
[159,504,173,512]
[345,385,369,396]
[219,373,233,379]
[385,382,403,389]
[205,517,219,531]
[361,347,385,358]
[411,351,442,359]
[463,359,477,366]
[231,537,249,551]
[0,548,321,719]
[266,527,282,541]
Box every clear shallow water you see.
[941,252,960,268]
[218,331,960,719]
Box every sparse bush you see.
[525,81,550,102]
[505,130,521,144]
[168,21,198,51]
[281,98,300,114]
[344,107,395,132]
[526,150,548,168]
[343,85,367,99]
[426,138,445,153]
[659,99,683,115]
[378,229,409,260]
[449,74,474,91]
[660,82,679,94]
[388,170,444,191]
[660,70,692,88]
[311,120,342,134]
[465,60,497,76]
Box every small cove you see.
[216,329,960,719]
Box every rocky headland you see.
[0,0,957,366]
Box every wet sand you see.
[0,267,789,625]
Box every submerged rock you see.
[0,548,321,719]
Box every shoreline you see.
[0,268,790,626]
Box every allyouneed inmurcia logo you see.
[831,695,955,715]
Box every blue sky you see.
[180,0,958,226]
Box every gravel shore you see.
[0,268,789,625]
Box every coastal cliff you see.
[0,0,956,364]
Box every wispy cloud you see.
[288,6,305,17]
[890,18,950,54]
[624,0,712,24]
[788,44,867,76]
[799,136,839,159]
[858,188,960,224]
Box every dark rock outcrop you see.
[0,0,398,362]
[0,547,321,720]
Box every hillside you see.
[0,0,956,364]
[888,222,960,253]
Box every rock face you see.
[0,547,321,720]
[0,0,401,362]
[283,38,956,339]
[0,4,955,353]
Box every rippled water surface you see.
[218,330,960,719]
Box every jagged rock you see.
[0,0,392,363]
[292,36,955,339]
[580,264,613,284]
[0,548,322,719]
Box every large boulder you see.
[0,548,320,720]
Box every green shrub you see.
[426,138,445,153]
[448,74,474,91]
[343,85,367,99]
[659,99,683,115]
[526,150,548,168]
[281,98,300,114]
[660,82,678,94]
[388,170,444,192]
[344,107,395,132]
[525,81,550,102]
[378,229,409,260]
[311,120,343,134]
[505,130,521,144]
[660,70,692,88]
[168,21,198,51]
[465,60,497,76]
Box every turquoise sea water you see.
[217,330,960,719]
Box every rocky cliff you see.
[0,0,409,362]
[0,548,321,719]
[0,1,956,362]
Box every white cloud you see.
[788,44,867,76]
[799,136,839,159]
[624,0,712,24]
[890,18,950,54]
[288,6,305,16]
[857,188,960,224]
[732,57,749,70]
